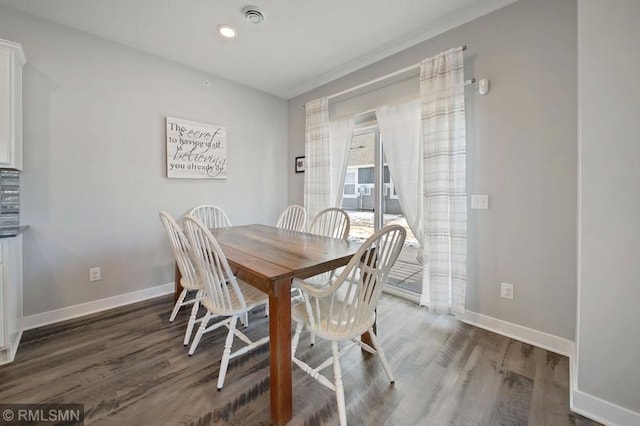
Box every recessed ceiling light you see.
[217,24,237,38]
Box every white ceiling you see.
[0,0,516,99]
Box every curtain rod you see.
[323,45,473,103]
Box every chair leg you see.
[188,311,211,355]
[217,315,238,390]
[310,332,316,346]
[332,342,347,426]
[241,312,249,328]
[367,328,395,383]
[264,300,269,317]
[183,290,202,346]
[169,288,188,322]
[291,322,303,357]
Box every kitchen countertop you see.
[0,225,28,238]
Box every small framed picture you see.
[295,156,305,173]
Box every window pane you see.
[345,172,356,184]
[358,167,374,184]
[344,184,355,195]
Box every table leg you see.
[268,279,293,425]
[361,318,376,347]
[174,262,184,304]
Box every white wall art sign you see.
[166,117,227,179]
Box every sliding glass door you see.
[341,125,421,302]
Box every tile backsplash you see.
[0,169,19,226]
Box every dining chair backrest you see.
[189,205,232,229]
[182,215,247,315]
[304,225,405,339]
[309,208,350,240]
[158,211,199,289]
[276,205,307,232]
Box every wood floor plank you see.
[503,340,537,381]
[0,295,601,426]
[438,334,508,425]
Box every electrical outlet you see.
[89,267,101,282]
[501,282,514,300]
[471,194,489,209]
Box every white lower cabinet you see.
[0,234,23,364]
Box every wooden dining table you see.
[174,224,360,425]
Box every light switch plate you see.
[501,282,514,300]
[471,194,489,209]
[89,267,101,282]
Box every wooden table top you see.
[210,224,360,282]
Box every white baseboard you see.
[22,282,174,331]
[460,310,575,357]
[572,388,640,426]
[0,329,23,365]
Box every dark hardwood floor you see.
[0,295,599,425]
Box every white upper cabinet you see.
[0,39,26,171]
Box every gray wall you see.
[0,7,288,316]
[577,0,640,416]
[288,0,578,340]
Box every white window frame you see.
[343,169,357,198]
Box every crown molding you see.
[0,38,27,65]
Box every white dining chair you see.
[307,208,351,283]
[189,205,232,229]
[158,211,204,346]
[293,207,352,341]
[182,215,270,390]
[309,207,350,241]
[291,225,406,426]
[276,205,307,232]
[187,204,253,326]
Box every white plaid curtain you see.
[420,47,467,315]
[304,97,354,221]
[304,98,330,221]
